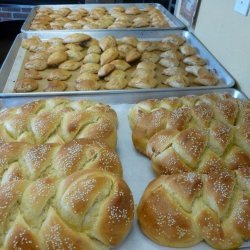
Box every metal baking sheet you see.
[0,88,248,250]
[21,3,185,33]
[0,30,235,97]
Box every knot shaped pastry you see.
[129,93,250,175]
[0,98,117,149]
[0,138,122,185]
[0,169,134,249]
[138,169,250,249]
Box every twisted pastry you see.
[0,138,122,185]
[0,98,117,149]
[129,93,250,175]
[0,169,134,249]
[137,168,250,249]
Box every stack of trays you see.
[0,3,249,250]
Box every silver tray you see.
[0,30,235,97]
[21,3,185,33]
[0,88,249,250]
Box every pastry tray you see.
[0,88,249,250]
[21,3,185,33]
[0,30,235,97]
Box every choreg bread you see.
[0,98,117,149]
[137,169,250,249]
[0,138,122,184]
[129,93,250,175]
[0,169,134,249]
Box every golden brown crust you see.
[0,98,117,149]
[0,169,133,249]
[0,138,122,184]
[129,93,250,175]
[14,78,38,92]
[138,170,249,249]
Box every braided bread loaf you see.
[138,168,250,249]
[0,98,117,149]
[129,93,250,175]
[0,169,134,249]
[0,139,122,185]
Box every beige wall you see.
[176,0,250,97]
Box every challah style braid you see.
[0,98,117,149]
[138,169,250,249]
[0,169,134,249]
[129,93,250,175]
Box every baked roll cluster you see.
[18,33,219,92]
[0,99,135,249]
[129,93,250,249]
[0,98,117,148]
[30,5,170,30]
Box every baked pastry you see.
[0,167,134,249]
[159,58,180,68]
[99,35,117,51]
[104,70,126,82]
[47,44,67,53]
[141,51,160,63]
[110,60,131,71]
[179,43,196,56]
[160,50,182,60]
[121,36,138,47]
[75,80,101,91]
[98,64,115,78]
[118,44,134,58]
[125,49,141,63]
[63,33,91,44]
[105,78,128,90]
[185,66,218,86]
[162,67,187,76]
[0,98,118,149]
[87,45,102,54]
[24,69,42,80]
[43,80,67,92]
[125,6,141,15]
[47,69,71,81]
[183,55,206,66]
[28,42,50,53]
[64,21,82,29]
[80,63,100,74]
[29,52,49,61]
[47,51,68,66]
[164,75,190,87]
[76,72,99,83]
[67,50,85,62]
[100,47,119,65]
[14,78,38,93]
[59,60,81,71]
[137,61,156,71]
[162,35,185,46]
[128,76,157,89]
[25,59,47,71]
[65,43,83,51]
[21,36,41,49]
[49,37,64,45]
[83,53,100,64]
